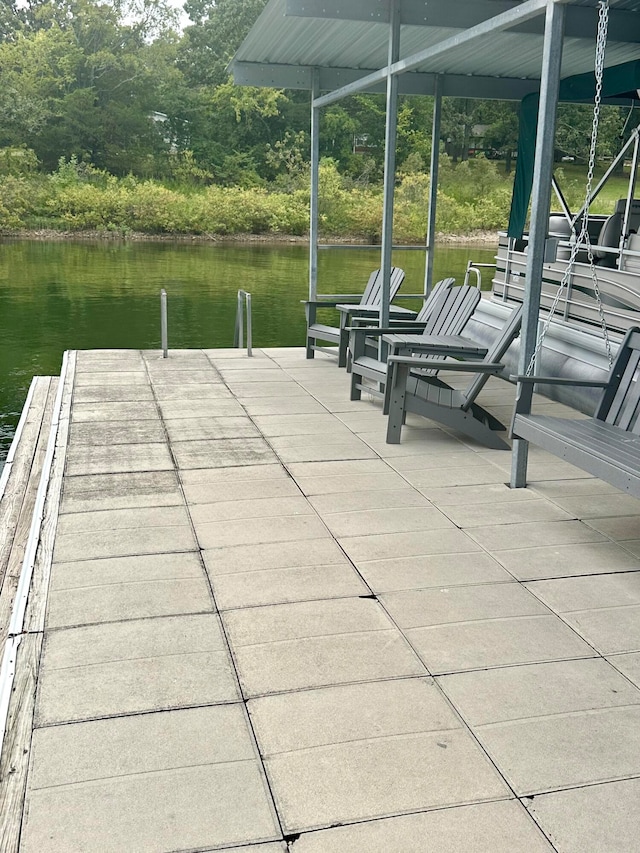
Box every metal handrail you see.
[234,290,253,356]
[463,261,494,289]
[160,289,168,358]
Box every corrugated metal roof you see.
[232,0,640,96]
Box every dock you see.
[1,346,640,852]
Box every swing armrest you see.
[510,375,610,388]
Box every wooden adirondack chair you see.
[303,267,406,367]
[349,284,482,413]
[385,305,523,450]
[511,325,640,495]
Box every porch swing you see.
[510,0,640,497]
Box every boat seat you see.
[594,199,640,267]
[622,233,640,273]
[548,214,573,260]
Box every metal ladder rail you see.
[234,290,253,357]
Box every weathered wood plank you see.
[0,379,52,593]
[0,633,43,853]
[25,352,75,635]
[0,380,58,663]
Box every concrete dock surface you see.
[2,346,640,852]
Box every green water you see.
[0,239,496,461]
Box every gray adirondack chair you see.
[349,284,482,413]
[304,267,406,367]
[348,277,455,367]
[385,305,523,450]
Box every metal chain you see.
[526,0,613,376]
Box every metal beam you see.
[511,0,566,489]
[284,0,640,44]
[313,0,553,109]
[231,61,540,100]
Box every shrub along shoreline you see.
[1,155,617,242]
[0,157,515,242]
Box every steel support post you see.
[424,75,442,297]
[511,0,566,488]
[309,69,320,302]
[380,0,401,334]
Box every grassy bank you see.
[0,157,629,242]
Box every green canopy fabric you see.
[507,60,640,238]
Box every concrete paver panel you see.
[195,514,330,549]
[203,538,347,575]
[296,471,409,496]
[60,470,182,513]
[382,583,545,629]
[211,563,367,610]
[190,496,314,524]
[50,551,204,591]
[339,528,482,562]
[468,520,605,551]
[526,572,640,612]
[30,705,255,789]
[46,577,213,627]
[229,632,425,697]
[158,398,244,418]
[407,614,594,674]
[323,506,454,538]
[494,540,640,580]
[476,705,640,794]
[438,658,640,726]
[358,552,514,592]
[171,437,278,469]
[263,728,508,833]
[249,678,461,755]
[164,416,260,441]
[66,442,173,476]
[292,800,553,852]
[21,761,280,853]
[71,401,160,423]
[53,524,196,562]
[528,778,640,853]
[57,505,191,535]
[562,604,640,654]
[69,420,166,446]
[183,477,301,505]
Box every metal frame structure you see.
[230,0,640,486]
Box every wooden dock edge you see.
[0,352,75,852]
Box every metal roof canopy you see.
[232,0,640,100]
[231,0,640,489]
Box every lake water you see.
[0,239,496,462]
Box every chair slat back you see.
[598,327,640,431]
[462,305,523,408]
[421,285,481,337]
[414,278,455,323]
[362,266,405,306]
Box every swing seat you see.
[511,326,640,497]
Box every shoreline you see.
[0,228,499,246]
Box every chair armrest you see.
[302,299,360,308]
[347,325,427,336]
[390,356,503,373]
[510,375,610,388]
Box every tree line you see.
[0,0,635,191]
